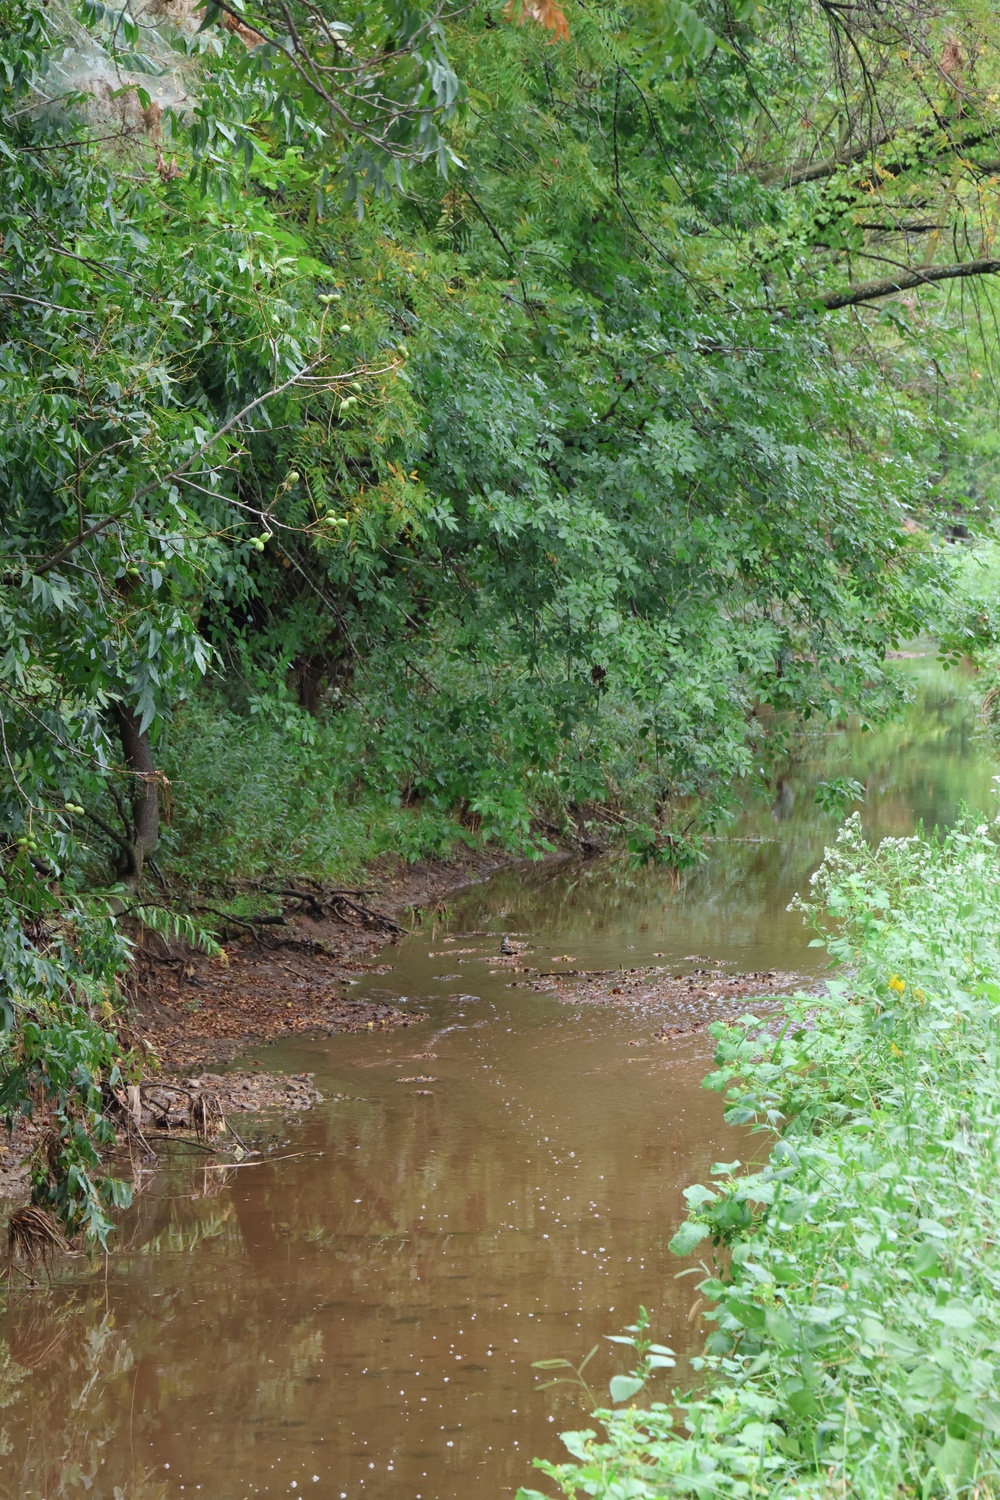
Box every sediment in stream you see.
[491,950,807,1037]
[135,846,527,1067]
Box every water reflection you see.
[1,652,996,1500]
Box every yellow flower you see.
[888,975,905,994]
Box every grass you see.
[519,809,1000,1498]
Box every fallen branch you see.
[328,893,406,934]
[190,903,286,931]
[267,886,326,919]
[197,1150,324,1171]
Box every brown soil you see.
[0,1123,43,1202]
[139,948,421,1071]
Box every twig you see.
[147,1136,220,1155]
[196,1150,323,1171]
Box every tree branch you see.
[811,257,1000,311]
[34,356,325,576]
[759,123,999,189]
[759,130,891,187]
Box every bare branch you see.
[811,256,1000,311]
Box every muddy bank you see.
[139,948,424,1071]
[136,847,527,1068]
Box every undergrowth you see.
[155,687,738,889]
[520,808,1000,1498]
[157,696,479,886]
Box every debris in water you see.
[7,1206,70,1268]
[525,965,809,1016]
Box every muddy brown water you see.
[3,653,997,1500]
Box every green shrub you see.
[0,867,137,1245]
[158,696,476,885]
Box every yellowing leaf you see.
[503,0,570,43]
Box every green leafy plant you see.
[813,776,866,816]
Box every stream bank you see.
[2,650,998,1500]
[134,847,532,1068]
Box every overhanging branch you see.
[759,123,999,189]
[759,130,891,188]
[812,257,1000,311]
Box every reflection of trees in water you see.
[0,1296,170,1499]
[453,661,997,962]
[2,1048,730,1496]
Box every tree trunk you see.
[292,643,354,714]
[113,703,159,892]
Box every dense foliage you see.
[3,0,1000,1234]
[522,811,1000,1497]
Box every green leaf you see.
[930,1303,975,1330]
[669,1221,710,1256]
[609,1375,645,1404]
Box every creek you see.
[2,651,997,1500]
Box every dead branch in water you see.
[7,1206,70,1272]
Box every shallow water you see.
[2,653,996,1500]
